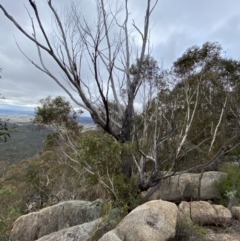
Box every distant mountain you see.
[0,107,94,163]
[0,122,52,163]
[77,116,94,124]
[0,109,94,124]
[0,108,34,115]
[0,115,94,163]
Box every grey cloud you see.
[1,0,240,109]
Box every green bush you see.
[87,202,123,241]
[215,163,240,207]
[0,121,10,143]
[75,131,140,208]
[0,187,24,240]
[174,214,206,241]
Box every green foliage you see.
[33,96,140,208]
[0,121,10,143]
[87,203,122,241]
[130,55,163,85]
[33,96,82,134]
[0,147,90,239]
[43,132,60,150]
[0,187,23,240]
[173,42,222,77]
[113,173,139,209]
[33,95,83,157]
[75,131,140,207]
[174,214,207,241]
[0,186,15,197]
[215,163,240,206]
[139,42,240,172]
[0,128,139,240]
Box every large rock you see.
[99,200,178,241]
[10,199,104,241]
[98,231,122,241]
[36,218,101,241]
[202,233,240,241]
[179,201,232,227]
[231,206,240,220]
[148,171,227,202]
[188,229,240,241]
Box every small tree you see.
[33,96,82,148]
[0,122,10,143]
[33,96,81,130]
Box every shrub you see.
[0,121,10,143]
[215,163,240,207]
[75,131,140,208]
[174,214,206,241]
[0,187,24,240]
[87,202,123,241]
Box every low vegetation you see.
[0,128,138,239]
[215,162,240,208]
[174,214,207,241]
[0,120,10,143]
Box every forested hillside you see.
[0,123,51,163]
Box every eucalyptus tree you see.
[140,42,240,181]
[0,1,158,141]
[33,96,83,150]
[0,0,159,177]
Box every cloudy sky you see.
[0,0,240,115]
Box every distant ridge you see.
[0,109,34,115]
[0,114,93,163]
[0,109,94,124]
[77,116,94,124]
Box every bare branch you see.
[0,4,50,53]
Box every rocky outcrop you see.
[148,171,227,202]
[99,200,178,241]
[36,218,102,241]
[179,201,232,227]
[10,199,104,241]
[99,231,122,241]
[190,231,240,241]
